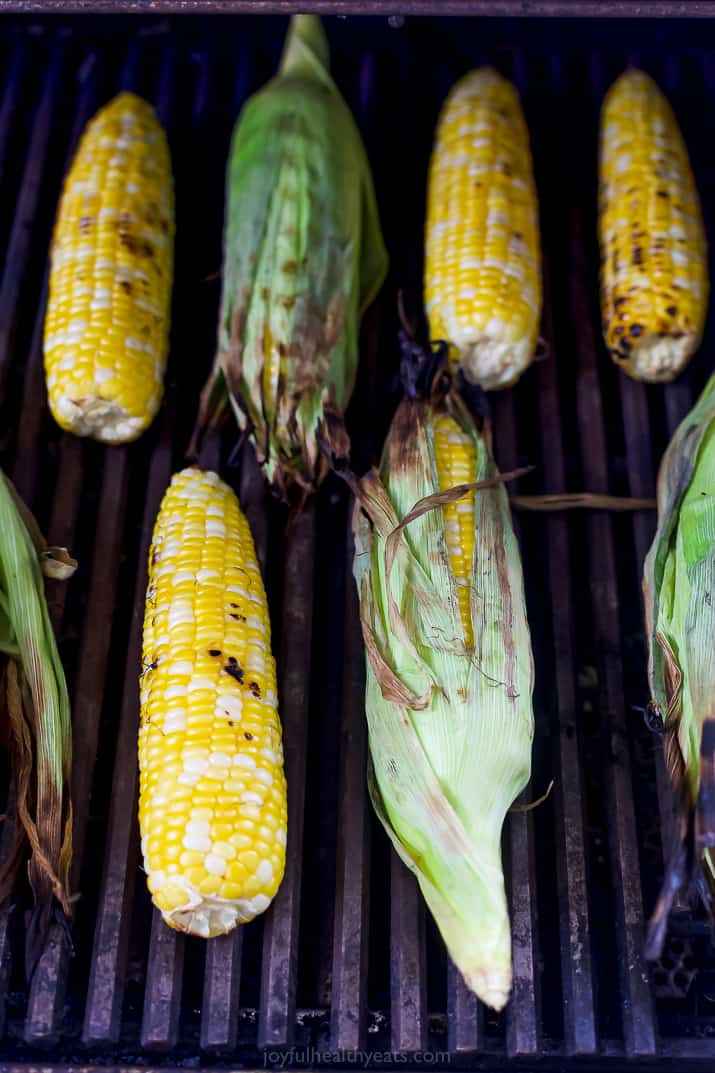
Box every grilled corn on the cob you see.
[195,15,387,496]
[0,471,75,973]
[424,68,542,391]
[643,372,715,956]
[599,69,707,381]
[353,383,534,1010]
[44,92,174,444]
[139,468,287,937]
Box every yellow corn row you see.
[424,68,542,391]
[599,69,708,381]
[433,413,477,648]
[139,468,287,937]
[44,92,174,443]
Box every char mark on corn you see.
[44,92,174,444]
[599,68,707,382]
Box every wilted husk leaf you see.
[643,370,715,957]
[194,15,388,498]
[353,389,534,1010]
[0,469,74,975]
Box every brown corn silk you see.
[0,470,75,974]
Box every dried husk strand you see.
[512,493,655,511]
[352,384,534,1011]
[191,14,387,500]
[642,370,715,958]
[0,470,75,976]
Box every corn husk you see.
[0,470,75,974]
[352,386,534,1011]
[194,15,388,497]
[643,371,715,956]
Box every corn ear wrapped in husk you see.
[0,470,75,974]
[352,385,534,1010]
[194,15,388,497]
[643,372,715,956]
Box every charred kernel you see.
[208,649,221,657]
[667,305,678,316]
[629,324,643,337]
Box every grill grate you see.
[1,13,715,1072]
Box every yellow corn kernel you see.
[44,92,174,443]
[425,68,541,390]
[599,69,708,381]
[138,467,288,938]
[433,414,477,648]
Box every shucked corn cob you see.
[599,69,707,381]
[643,373,715,957]
[44,92,174,444]
[139,468,287,937]
[353,382,534,1010]
[424,68,542,391]
[195,15,387,496]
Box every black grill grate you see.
[1,13,715,1072]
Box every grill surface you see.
[1,12,715,1072]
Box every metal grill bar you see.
[330,527,371,1053]
[446,960,481,1053]
[535,269,597,1056]
[6,1,715,16]
[568,153,658,1061]
[390,859,427,1053]
[201,931,243,1051]
[491,394,539,1058]
[82,407,175,1046]
[0,45,63,404]
[140,911,185,1050]
[258,504,316,1048]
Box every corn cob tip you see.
[52,395,157,444]
[157,886,273,939]
[614,333,693,383]
[455,337,534,391]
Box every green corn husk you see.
[194,15,388,497]
[643,371,715,957]
[352,384,534,1011]
[0,470,75,974]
